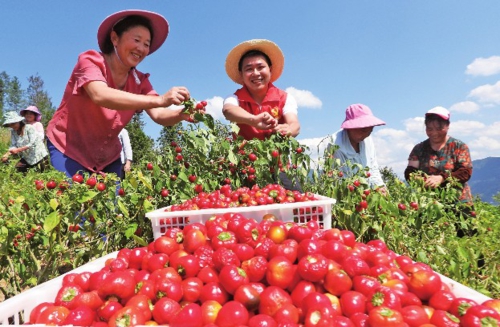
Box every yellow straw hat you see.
[225,39,284,85]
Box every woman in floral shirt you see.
[405,106,473,205]
[1,111,49,172]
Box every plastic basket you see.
[146,194,336,240]
[0,252,118,326]
[0,253,492,326]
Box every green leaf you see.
[129,175,138,189]
[117,199,129,218]
[78,190,98,203]
[44,211,60,232]
[143,198,154,212]
[436,245,446,255]
[457,246,468,260]
[49,198,59,210]
[228,151,237,165]
[125,223,138,238]
[132,234,148,247]
[178,171,188,183]
[230,123,240,134]
[137,171,153,191]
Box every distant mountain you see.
[469,157,500,204]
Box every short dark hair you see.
[101,15,154,54]
[238,50,272,72]
[425,114,450,128]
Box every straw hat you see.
[97,9,169,56]
[20,105,42,122]
[225,39,284,85]
[341,104,386,129]
[2,111,24,127]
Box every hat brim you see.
[341,116,386,129]
[425,113,450,120]
[3,118,24,127]
[225,39,284,85]
[97,10,169,56]
[20,109,42,122]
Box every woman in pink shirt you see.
[46,10,198,177]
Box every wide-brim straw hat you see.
[2,111,24,127]
[97,9,169,56]
[225,39,284,85]
[341,104,386,129]
[20,105,42,122]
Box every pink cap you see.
[341,104,386,129]
[20,105,42,122]
[426,106,450,120]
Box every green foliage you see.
[0,97,499,302]
[126,114,156,164]
[26,74,56,126]
[1,71,56,126]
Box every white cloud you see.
[468,81,500,104]
[403,117,426,135]
[205,96,228,122]
[298,136,331,168]
[468,136,500,151]
[449,101,480,114]
[450,120,486,136]
[285,87,322,109]
[465,56,500,76]
[482,122,500,137]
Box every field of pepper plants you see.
[1,112,499,315]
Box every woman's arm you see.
[84,82,190,112]
[9,127,36,155]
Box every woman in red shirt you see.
[46,10,198,177]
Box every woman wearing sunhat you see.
[1,111,49,172]
[327,104,387,193]
[222,39,300,140]
[46,10,198,178]
[405,106,473,205]
[20,105,44,137]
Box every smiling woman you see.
[44,9,202,178]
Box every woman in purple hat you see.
[20,105,44,137]
[327,104,388,194]
[46,10,199,178]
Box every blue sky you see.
[2,1,500,178]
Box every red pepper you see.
[219,264,250,295]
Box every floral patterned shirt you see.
[10,124,48,165]
[407,136,473,203]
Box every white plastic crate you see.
[0,252,118,326]
[0,251,492,326]
[146,194,336,240]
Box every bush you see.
[0,115,498,301]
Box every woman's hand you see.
[377,186,389,196]
[424,175,444,188]
[1,152,10,163]
[9,148,22,155]
[161,87,190,107]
